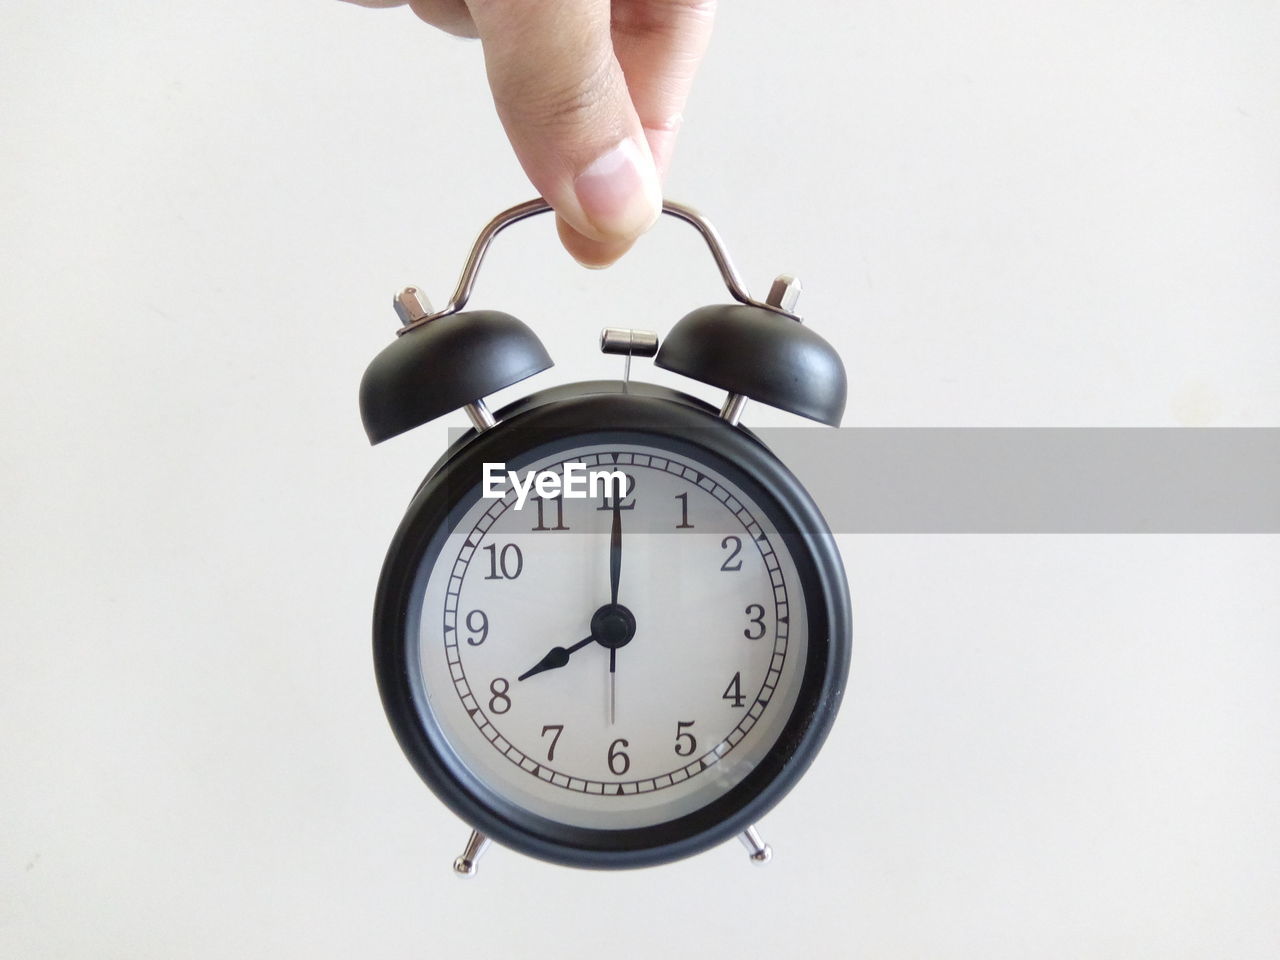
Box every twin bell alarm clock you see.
[359,199,851,874]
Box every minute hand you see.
[609,493,622,606]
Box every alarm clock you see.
[360,199,851,874]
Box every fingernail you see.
[573,138,662,240]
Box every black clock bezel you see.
[373,384,851,869]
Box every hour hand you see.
[517,635,594,682]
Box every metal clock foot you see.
[452,829,492,878]
[738,825,773,865]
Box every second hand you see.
[609,649,616,725]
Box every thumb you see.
[466,0,662,258]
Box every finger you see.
[340,0,477,38]
[406,0,477,38]
[466,0,663,251]
[555,216,635,268]
[611,0,716,176]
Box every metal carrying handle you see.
[397,198,796,335]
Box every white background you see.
[2,1,1278,956]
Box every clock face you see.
[412,442,810,831]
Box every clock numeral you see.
[465,609,489,646]
[722,672,745,708]
[674,720,697,757]
[720,535,743,572]
[674,492,694,529]
[531,495,569,532]
[483,543,524,580]
[743,604,766,640]
[597,473,636,511]
[607,738,631,775]
[540,724,564,761]
[488,677,512,714]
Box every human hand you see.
[343,0,715,267]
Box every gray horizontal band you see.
[448,427,1280,533]
[762,428,1280,533]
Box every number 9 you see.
[466,609,489,646]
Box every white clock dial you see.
[416,443,809,830]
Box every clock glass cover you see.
[412,442,809,831]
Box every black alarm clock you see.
[360,199,851,874]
